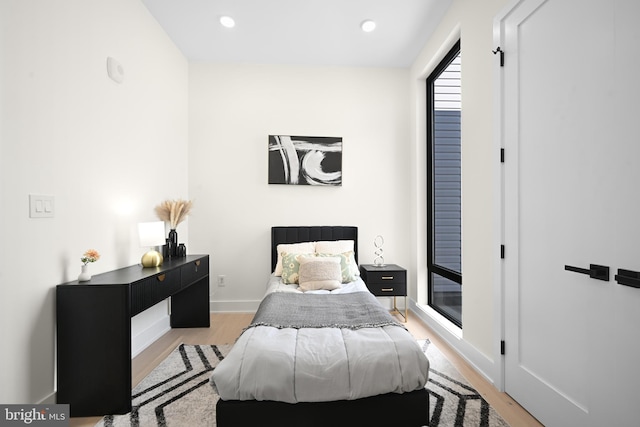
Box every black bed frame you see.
[270,225,359,270]
[216,226,429,427]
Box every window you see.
[426,40,462,327]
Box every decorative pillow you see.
[316,250,359,283]
[274,242,315,275]
[314,240,354,254]
[281,252,315,284]
[298,256,342,292]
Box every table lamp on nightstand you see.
[138,221,165,267]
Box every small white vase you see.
[78,264,91,282]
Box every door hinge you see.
[501,340,506,355]
[500,245,505,259]
[500,148,505,163]
[493,47,504,66]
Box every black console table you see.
[56,255,210,417]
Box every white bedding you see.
[265,273,370,295]
[211,276,429,403]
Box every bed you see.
[212,226,430,426]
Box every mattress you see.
[211,276,429,403]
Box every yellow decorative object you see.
[141,250,163,268]
[138,221,166,267]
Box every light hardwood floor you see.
[70,311,542,427]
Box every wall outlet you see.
[217,275,226,287]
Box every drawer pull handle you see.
[381,288,394,292]
[156,274,166,282]
[195,260,201,267]
[382,276,394,280]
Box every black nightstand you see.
[359,264,407,322]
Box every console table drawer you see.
[181,257,209,288]
[131,269,181,316]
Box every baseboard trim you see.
[131,315,171,358]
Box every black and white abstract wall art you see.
[268,135,342,186]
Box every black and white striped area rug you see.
[419,339,510,427]
[96,344,230,427]
[97,341,509,427]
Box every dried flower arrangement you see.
[154,199,193,229]
[81,249,100,265]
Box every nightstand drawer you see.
[362,270,405,285]
[366,281,407,296]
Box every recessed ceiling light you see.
[361,19,376,32]
[220,16,235,28]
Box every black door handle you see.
[564,264,610,281]
[615,269,640,288]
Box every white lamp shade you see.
[138,221,166,247]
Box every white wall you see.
[188,63,412,310]
[0,0,188,404]
[408,0,509,382]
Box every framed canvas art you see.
[268,135,342,186]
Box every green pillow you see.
[281,252,315,284]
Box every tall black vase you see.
[168,229,178,257]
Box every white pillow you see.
[274,242,316,275]
[314,240,354,254]
[316,251,359,283]
[298,256,342,292]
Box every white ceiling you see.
[141,0,453,68]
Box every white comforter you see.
[211,276,429,403]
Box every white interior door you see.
[500,0,640,426]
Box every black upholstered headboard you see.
[271,226,358,271]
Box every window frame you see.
[426,40,462,327]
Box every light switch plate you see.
[29,194,54,218]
